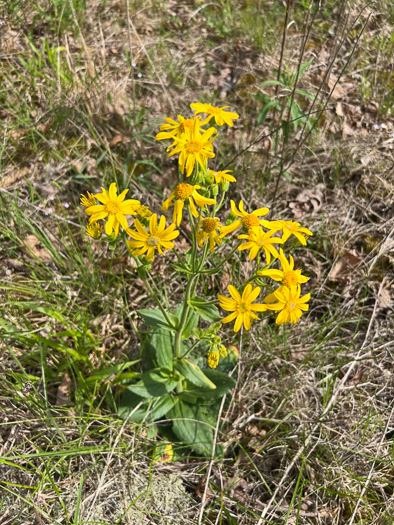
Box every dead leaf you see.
[110,134,128,147]
[378,287,392,309]
[288,184,324,218]
[56,374,72,405]
[336,102,345,117]
[23,235,53,263]
[329,250,363,283]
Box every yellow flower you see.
[218,284,267,332]
[218,345,227,358]
[155,115,200,147]
[162,183,216,226]
[207,350,220,369]
[272,220,313,245]
[196,217,223,253]
[238,228,284,263]
[265,285,310,325]
[167,120,217,177]
[219,200,270,238]
[135,204,153,218]
[85,183,140,237]
[191,102,239,127]
[209,169,236,184]
[156,443,174,463]
[126,214,180,261]
[257,248,309,303]
[80,191,96,208]
[86,222,103,239]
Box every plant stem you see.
[174,274,198,359]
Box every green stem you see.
[201,241,241,274]
[137,264,176,330]
[174,274,198,359]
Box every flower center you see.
[238,302,249,314]
[209,106,221,115]
[147,236,160,247]
[175,183,194,200]
[186,140,202,154]
[288,301,297,311]
[283,271,298,287]
[242,214,260,230]
[183,118,195,130]
[202,218,218,233]
[286,222,299,232]
[105,200,122,214]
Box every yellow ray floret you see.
[86,222,103,239]
[162,183,216,226]
[80,191,97,208]
[257,248,309,302]
[190,102,239,127]
[207,349,220,369]
[265,285,310,325]
[209,169,236,184]
[167,120,217,177]
[84,183,140,237]
[219,200,270,238]
[237,228,284,263]
[126,214,180,261]
[218,284,267,333]
[260,220,313,245]
[155,115,201,150]
[196,217,223,253]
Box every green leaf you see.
[126,368,179,398]
[180,369,236,402]
[169,400,215,456]
[188,296,221,323]
[86,360,140,384]
[150,394,176,420]
[298,58,314,77]
[260,79,285,87]
[118,391,148,422]
[174,305,199,338]
[138,308,178,331]
[256,98,281,125]
[145,329,174,370]
[295,88,315,100]
[171,263,193,275]
[175,359,216,389]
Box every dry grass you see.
[1,1,393,523]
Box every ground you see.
[0,1,394,524]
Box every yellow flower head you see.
[197,217,223,253]
[207,349,220,369]
[209,169,236,184]
[156,443,174,463]
[238,228,284,263]
[218,345,227,358]
[219,200,270,238]
[167,120,217,177]
[218,284,267,332]
[191,102,239,127]
[265,285,310,325]
[84,183,140,237]
[162,183,216,226]
[257,248,309,303]
[135,204,153,218]
[80,191,97,208]
[275,220,313,245]
[126,214,180,261]
[156,115,200,148]
[86,222,103,239]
